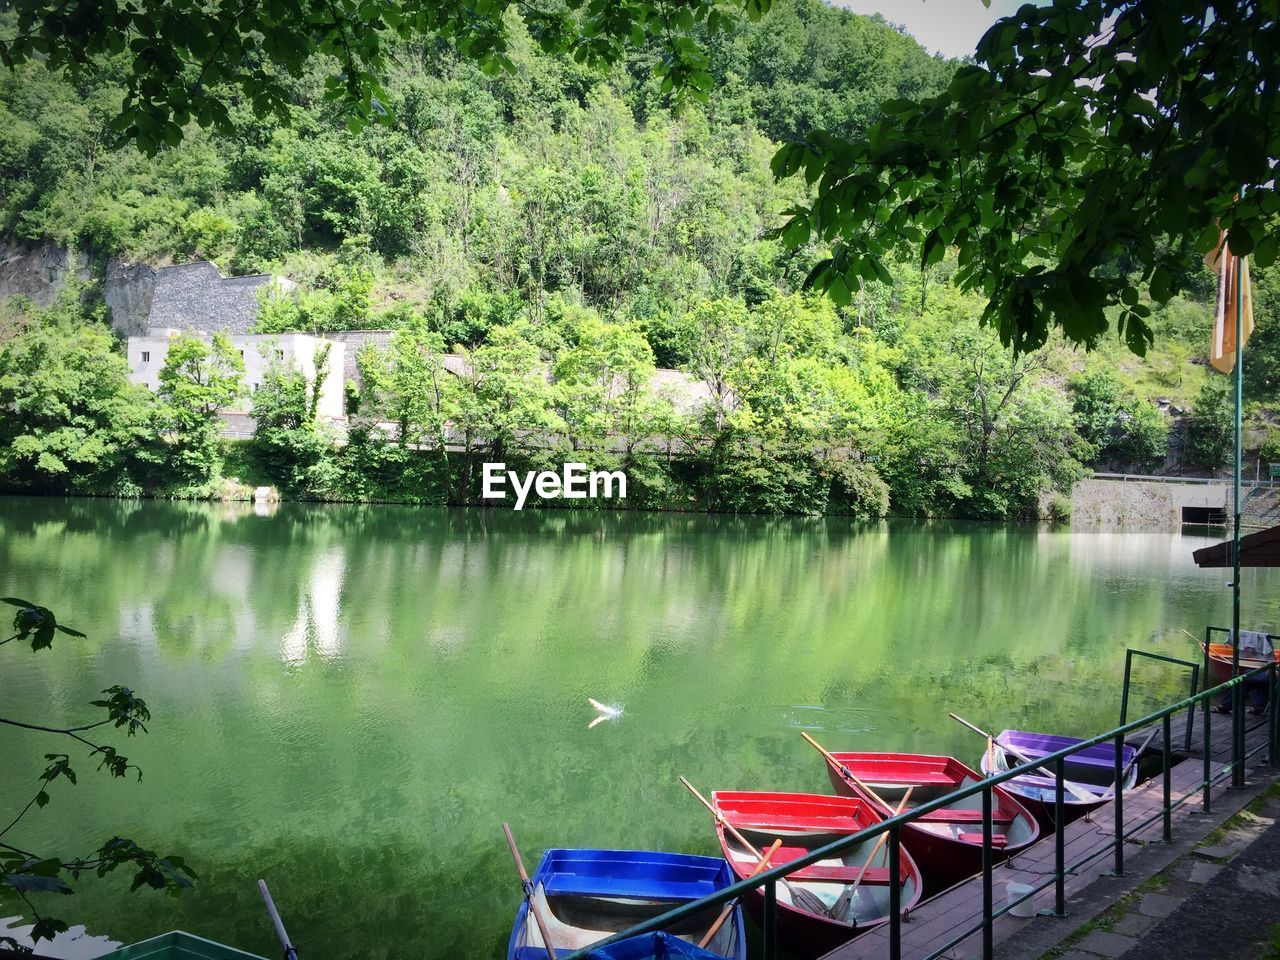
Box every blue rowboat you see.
[506,849,745,960]
[979,730,1138,827]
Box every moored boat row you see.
[504,726,1148,959]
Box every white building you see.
[127,328,346,420]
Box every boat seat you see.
[849,771,958,787]
[731,814,860,834]
[916,809,1015,825]
[957,833,1008,847]
[542,873,716,901]
[764,846,903,884]
[1013,774,1105,796]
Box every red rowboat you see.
[1202,641,1280,686]
[821,753,1040,890]
[711,791,924,958]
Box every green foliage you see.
[1046,493,1073,525]
[0,603,194,950]
[1261,427,1280,467]
[776,1,1280,356]
[1070,369,1168,470]
[155,333,246,490]
[250,365,340,498]
[1185,377,1233,470]
[0,293,153,493]
[0,0,770,155]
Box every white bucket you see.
[1006,882,1037,918]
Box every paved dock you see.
[820,707,1278,960]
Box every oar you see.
[257,879,299,960]
[502,823,557,960]
[832,786,914,924]
[697,839,782,949]
[800,731,898,813]
[948,714,1096,804]
[1103,727,1158,799]
[679,776,833,919]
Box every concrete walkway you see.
[1054,790,1280,960]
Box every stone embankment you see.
[1072,476,1232,527]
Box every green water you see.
[1,497,1276,958]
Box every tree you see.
[1185,377,1233,469]
[0,0,768,154]
[0,599,194,949]
[774,0,1280,355]
[0,300,153,494]
[251,346,339,497]
[155,333,245,489]
[935,330,1087,518]
[1070,369,1168,470]
[453,321,564,497]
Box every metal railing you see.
[1119,648,1199,752]
[1091,472,1226,485]
[561,664,1279,960]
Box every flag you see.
[1205,233,1254,374]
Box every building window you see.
[275,349,284,360]
[141,351,150,362]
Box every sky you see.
[831,0,1025,59]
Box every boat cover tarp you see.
[511,935,727,960]
[588,933,730,959]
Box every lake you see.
[1,497,1275,958]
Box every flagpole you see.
[1232,243,1244,787]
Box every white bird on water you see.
[588,698,623,729]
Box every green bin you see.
[110,931,267,960]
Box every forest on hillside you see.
[0,0,1275,518]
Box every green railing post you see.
[1054,756,1066,916]
[1203,633,1213,813]
[982,785,994,959]
[1120,650,1134,724]
[1270,661,1278,767]
[889,826,902,960]
[1232,239,1244,790]
[1162,714,1173,843]
[762,879,777,960]
[1186,663,1200,753]
[1112,733,1125,875]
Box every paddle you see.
[257,879,299,960]
[502,822,557,960]
[831,786,914,924]
[947,714,1096,804]
[1103,727,1158,799]
[800,731,898,813]
[697,838,782,949]
[678,776,834,920]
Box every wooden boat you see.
[506,848,745,960]
[978,730,1136,827]
[1202,640,1280,687]
[822,752,1040,890]
[111,931,267,958]
[710,791,924,958]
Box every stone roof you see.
[146,261,284,335]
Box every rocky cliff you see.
[0,239,156,337]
